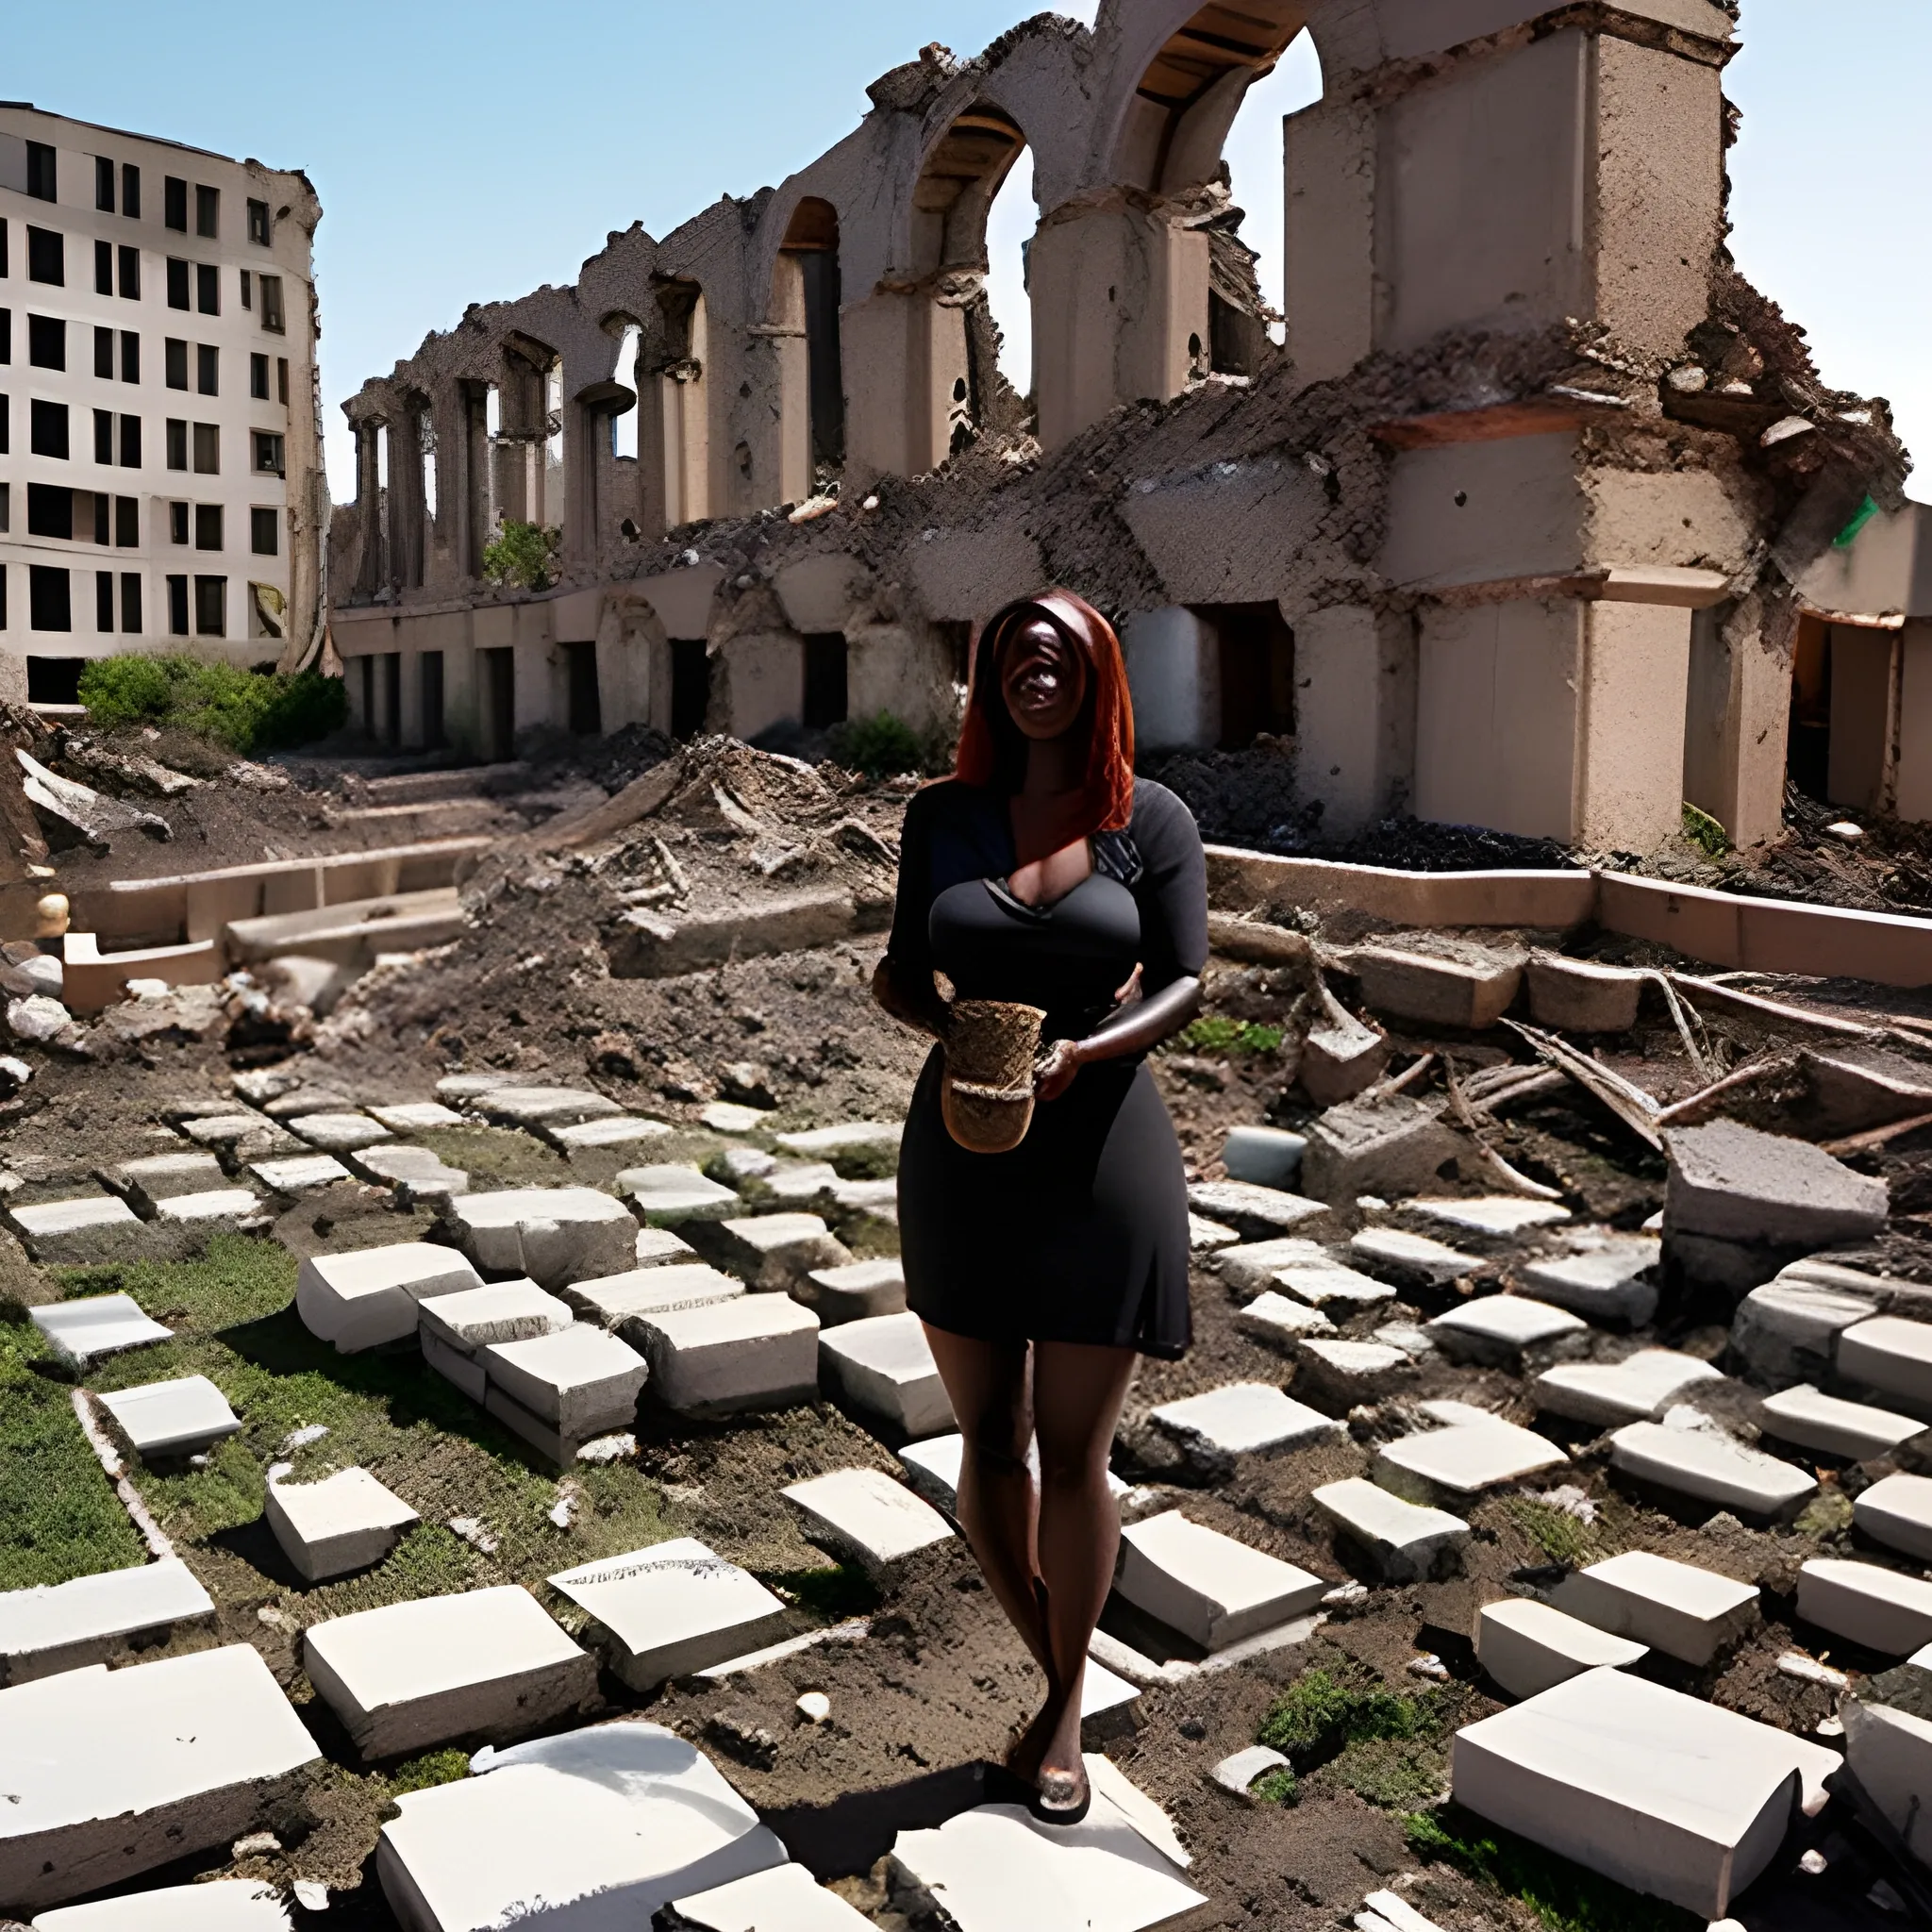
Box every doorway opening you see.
[671,639,710,741]
[563,641,603,737]
[804,632,850,730]
[480,646,515,762]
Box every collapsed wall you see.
[329,0,1922,858]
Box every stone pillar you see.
[1895,621,1932,824]
[1293,606,1417,836]
[352,423,383,601]
[1682,592,1795,851]
[841,290,971,482]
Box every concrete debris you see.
[1665,1118,1889,1250]
[1116,1509,1326,1651]
[265,1467,420,1583]
[1312,1478,1469,1584]
[1553,1551,1760,1666]
[1345,940,1526,1032]
[1525,953,1645,1034]
[1299,1097,1469,1208]
[1473,1598,1646,1701]
[0,1558,214,1687]
[18,750,171,847]
[784,1468,952,1581]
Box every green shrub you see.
[829,711,925,777]
[1258,1668,1437,1761]
[1681,801,1728,858]
[387,1749,472,1796]
[1180,1016,1283,1057]
[1249,1765,1297,1806]
[76,657,346,755]
[481,520,558,591]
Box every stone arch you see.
[772,196,845,496]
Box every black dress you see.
[889,777,1208,1359]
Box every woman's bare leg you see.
[1029,1340,1140,1806]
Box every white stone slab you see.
[1839,1316,1932,1408]
[1210,1744,1291,1799]
[1358,1890,1449,1932]
[250,1153,353,1192]
[434,1072,521,1098]
[264,1468,419,1583]
[287,1111,391,1153]
[1425,1295,1588,1368]
[423,1330,487,1401]
[1519,1240,1661,1325]
[763,1160,841,1204]
[701,1102,771,1134]
[304,1585,598,1760]
[620,1164,742,1225]
[703,1211,850,1289]
[479,1085,624,1127]
[1211,1237,1328,1292]
[1758,1384,1925,1460]
[1186,1180,1330,1235]
[1608,1420,1816,1519]
[1474,1599,1646,1701]
[1533,1349,1724,1426]
[444,1186,641,1288]
[1733,1277,1885,1386]
[1452,1667,1834,1918]
[1295,1337,1415,1402]
[32,1878,291,1928]
[96,1374,241,1460]
[178,1113,297,1152]
[819,1311,954,1440]
[1797,1558,1932,1656]
[419,1279,575,1355]
[670,1860,876,1930]
[0,1559,214,1685]
[481,1325,649,1437]
[295,1241,482,1353]
[376,1723,787,1931]
[1222,1125,1307,1189]
[1271,1258,1400,1308]
[784,1468,953,1577]
[1552,1550,1759,1665]
[355,1142,471,1202]
[775,1121,903,1158]
[153,1187,261,1224]
[1349,1226,1479,1285]
[1854,1472,1932,1560]
[11,1196,141,1239]
[101,1151,225,1210]
[1375,1420,1569,1504]
[563,1263,745,1338]
[1312,1478,1469,1583]
[1188,1213,1239,1252]
[549,1539,791,1690]
[1846,1699,1932,1870]
[636,1224,698,1266]
[634,1295,820,1418]
[366,1100,467,1131]
[1401,1197,1571,1237]
[1235,1291,1337,1345]
[550,1114,675,1150]
[29,1293,170,1370]
[1150,1384,1341,1474]
[798,1257,907,1324]
[1116,1509,1326,1651]
[0,1645,320,1912]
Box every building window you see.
[26,484,73,541]
[26,228,64,287]
[122,164,141,220]
[93,325,113,378]
[251,507,279,556]
[169,501,189,544]
[95,157,115,213]
[119,415,141,468]
[96,571,114,631]
[29,566,71,632]
[247,198,271,246]
[193,424,220,474]
[195,264,219,316]
[167,575,189,635]
[0,308,9,363]
[0,222,8,278]
[193,575,225,636]
[195,186,219,240]
[166,258,189,309]
[250,352,269,400]
[118,245,140,300]
[120,573,142,633]
[164,338,188,390]
[164,177,188,232]
[194,505,223,551]
[240,269,251,310]
[25,143,56,204]
[0,483,8,531]
[0,565,6,628]
[93,408,113,465]
[253,430,285,476]
[260,275,285,334]
[120,330,139,383]
[30,399,70,460]
[115,496,138,546]
[197,344,219,396]
[276,357,290,406]
[166,419,187,471]
[27,315,65,371]
[94,240,112,297]
[0,396,8,455]
[92,493,109,544]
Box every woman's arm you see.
[872,956,953,1041]
[1034,974,1202,1101]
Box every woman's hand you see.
[1035,1037,1085,1102]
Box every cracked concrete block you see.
[8,1195,144,1263]
[1451,1668,1826,1918]
[666,1859,877,1930]
[635,1225,698,1267]
[1149,1384,1341,1478]
[633,1295,820,1418]
[1190,1213,1239,1252]
[1552,1551,1759,1665]
[296,1243,482,1353]
[1301,1098,1468,1208]
[548,1539,790,1691]
[375,1724,786,1932]
[818,1312,953,1441]
[250,1153,355,1193]
[1757,1385,1925,1462]
[1425,1295,1589,1370]
[619,1165,742,1226]
[1731,1274,1885,1388]
[419,1280,575,1356]
[797,1257,906,1324]
[99,1151,225,1213]
[1400,1197,1571,1238]
[1222,1126,1307,1189]
[1837,1317,1932,1410]
[1185,1181,1332,1239]
[1116,1510,1326,1652]
[1607,1420,1815,1520]
[0,1645,320,1912]
[96,1375,241,1460]
[304,1586,599,1761]
[1349,1226,1480,1288]
[264,1468,419,1584]
[28,1293,170,1371]
[443,1187,640,1288]
[694,1212,852,1291]
[549,1115,675,1153]
[1235,1291,1338,1348]
[560,1263,745,1340]
[1347,941,1525,1031]
[1533,1349,1723,1426]
[287,1112,391,1155]
[1213,1237,1344,1295]
[476,1086,624,1128]
[1664,1120,1887,1249]
[1519,1239,1661,1326]
[178,1114,301,1158]
[0,1558,214,1686]
[1854,1473,1932,1561]
[366,1101,467,1132]
[1797,1558,1932,1656]
[1295,1338,1417,1405]
[1271,1257,1400,1309]
[1300,998,1391,1108]
[31,1877,292,1927]
[1474,1598,1645,1701]
[1312,1477,1469,1583]
[1525,953,1646,1033]
[480,1326,648,1438]
[784,1468,953,1580]
[153,1188,262,1224]
[354,1142,470,1204]
[1375,1420,1569,1506]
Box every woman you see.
[873,589,1208,1824]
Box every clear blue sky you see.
[9,1,1927,501]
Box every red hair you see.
[955,589,1136,840]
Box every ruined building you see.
[333,0,1924,855]
[0,106,325,700]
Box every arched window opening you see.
[780,197,845,483]
[983,143,1037,411]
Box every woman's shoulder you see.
[1128,778,1204,854]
